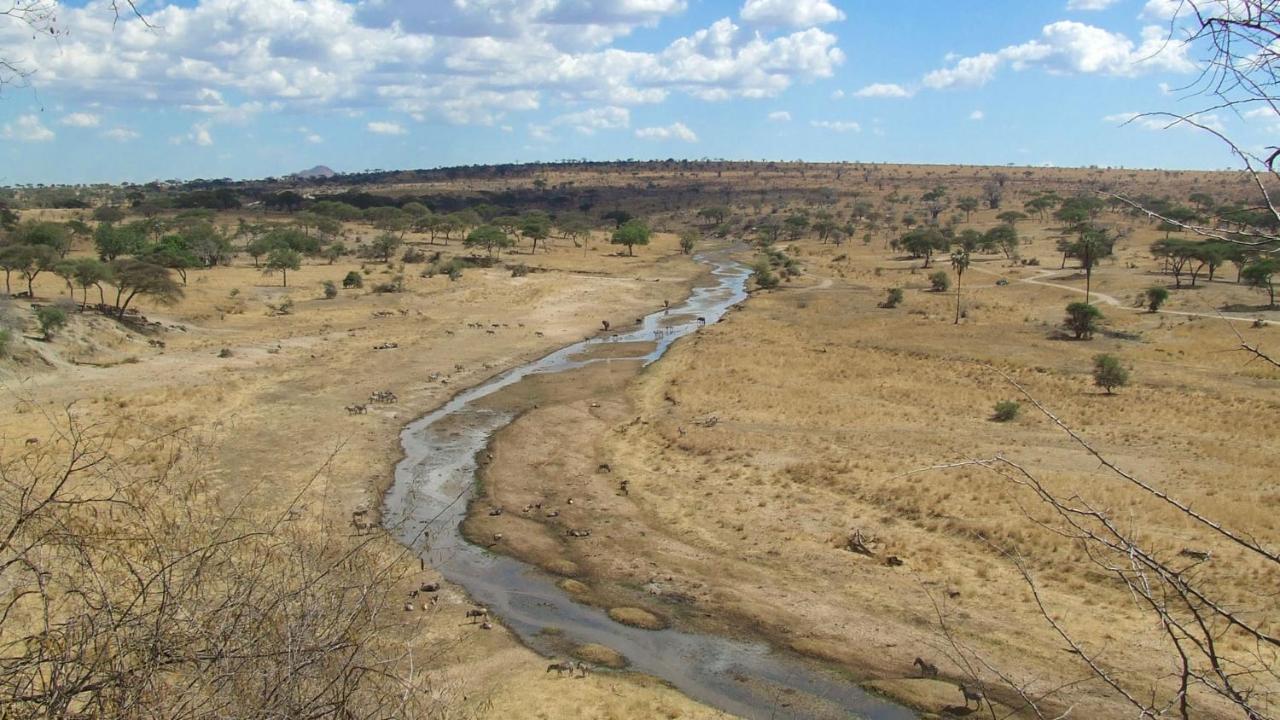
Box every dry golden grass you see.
[0,226,717,717]
[467,173,1278,718]
[601,225,1278,716]
[6,162,1277,718]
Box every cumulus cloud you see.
[103,127,140,142]
[1066,0,1119,9]
[2,115,55,142]
[810,119,859,132]
[553,106,630,134]
[0,0,844,129]
[853,82,913,98]
[367,121,407,135]
[739,0,844,28]
[635,122,697,141]
[969,109,984,120]
[767,110,791,122]
[923,21,1194,89]
[1140,0,1182,21]
[60,112,101,127]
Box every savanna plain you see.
[1,161,1276,719]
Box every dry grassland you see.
[471,175,1279,718]
[0,223,727,718]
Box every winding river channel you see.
[381,251,917,720]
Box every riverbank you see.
[0,233,738,719]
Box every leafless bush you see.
[0,408,467,718]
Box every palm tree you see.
[951,249,970,325]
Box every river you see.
[381,251,917,720]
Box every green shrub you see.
[342,271,363,289]
[752,258,779,289]
[402,248,427,264]
[1145,286,1169,312]
[929,271,951,292]
[992,400,1020,422]
[35,306,67,340]
[1065,302,1103,339]
[322,280,338,299]
[510,263,529,278]
[1092,354,1130,394]
[881,288,904,308]
[0,328,11,357]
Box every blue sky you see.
[0,0,1273,185]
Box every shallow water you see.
[382,252,917,720]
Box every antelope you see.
[597,463,612,473]
[913,657,938,678]
[546,661,573,676]
[601,320,610,331]
[24,438,38,445]
[959,683,984,709]
[352,518,373,535]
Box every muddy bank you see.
[466,369,946,717]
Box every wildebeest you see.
[465,608,488,624]
[546,661,573,676]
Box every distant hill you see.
[292,165,336,179]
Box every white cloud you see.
[853,82,913,98]
[740,0,844,28]
[528,123,555,142]
[923,21,1194,90]
[102,127,140,142]
[923,53,1001,89]
[0,1,844,129]
[1066,0,1120,9]
[767,110,791,122]
[367,121,407,135]
[830,89,845,99]
[810,119,860,132]
[2,115,55,142]
[1140,0,1181,21]
[635,122,697,141]
[969,109,984,120]
[553,106,630,134]
[60,112,101,127]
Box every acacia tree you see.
[264,247,302,287]
[464,224,513,257]
[108,258,183,319]
[520,212,551,253]
[72,258,111,307]
[611,219,651,256]
[1242,258,1278,306]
